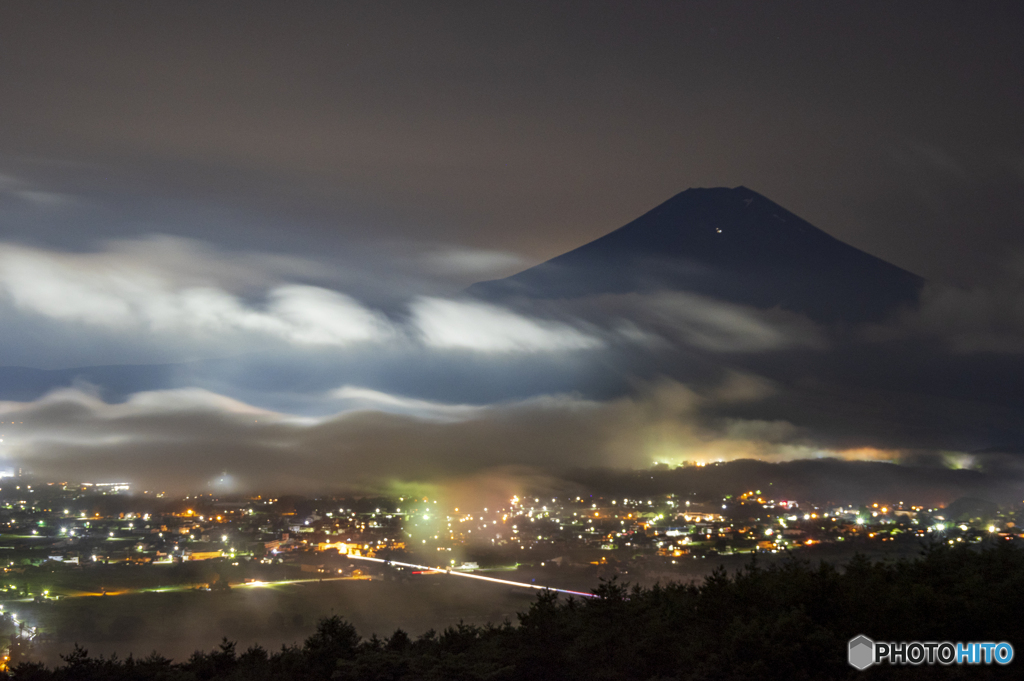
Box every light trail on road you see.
[8,559,596,610]
[346,554,598,598]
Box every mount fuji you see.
[469,186,923,324]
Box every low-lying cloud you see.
[1,238,1024,509]
[0,240,608,365]
[0,375,973,506]
[874,280,1024,353]
[0,243,394,346]
[409,297,603,353]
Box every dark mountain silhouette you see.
[468,186,924,324]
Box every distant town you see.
[0,467,1020,667]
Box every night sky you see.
[0,2,1022,502]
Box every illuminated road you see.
[2,575,368,603]
[0,576,367,639]
[0,561,595,644]
[1,557,594,642]
[347,554,598,598]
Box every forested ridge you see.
[4,543,1022,680]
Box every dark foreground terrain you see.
[4,542,1022,680]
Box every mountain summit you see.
[468,186,923,324]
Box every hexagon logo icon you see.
[848,635,875,670]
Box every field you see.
[10,573,535,665]
[3,540,928,666]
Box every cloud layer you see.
[0,378,886,498]
[0,237,1023,506]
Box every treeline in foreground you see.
[5,543,1023,680]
